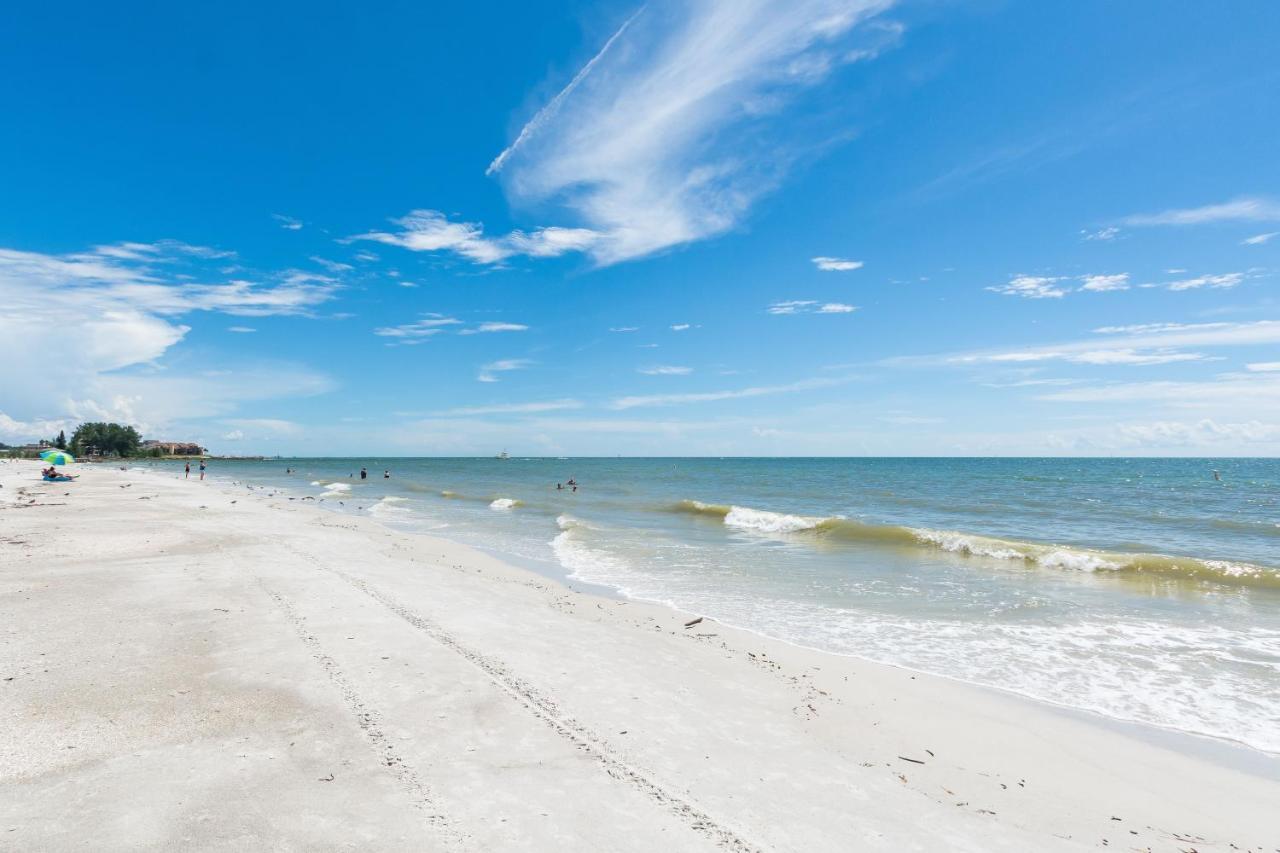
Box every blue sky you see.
[2,0,1278,455]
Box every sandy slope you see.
[1,459,1276,851]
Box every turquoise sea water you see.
[150,457,1280,753]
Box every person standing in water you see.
[360,467,367,480]
[184,461,190,479]
[199,459,207,481]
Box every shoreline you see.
[3,459,1277,850]
[217,464,1280,767]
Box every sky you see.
[2,0,1278,456]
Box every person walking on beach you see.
[184,461,190,479]
[199,459,207,481]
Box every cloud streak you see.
[611,375,849,409]
[1121,197,1280,226]
[489,0,901,265]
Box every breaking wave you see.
[668,500,1280,589]
[489,497,520,510]
[367,496,411,516]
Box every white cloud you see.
[1247,362,1280,372]
[273,214,303,231]
[638,365,693,375]
[931,321,1280,368]
[1081,226,1120,241]
[812,256,863,271]
[987,275,1067,299]
[1108,419,1280,447]
[611,376,848,409]
[767,300,816,315]
[1037,373,1280,406]
[609,326,639,332]
[352,209,598,266]
[0,244,339,430]
[1122,197,1280,226]
[768,300,857,314]
[1079,273,1129,292]
[228,326,256,333]
[487,1,903,265]
[0,412,72,443]
[1166,272,1246,291]
[221,430,244,441]
[1242,232,1278,246]
[310,256,354,273]
[478,358,533,383]
[670,323,692,331]
[373,314,462,340]
[438,400,583,416]
[459,321,529,335]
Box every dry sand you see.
[2,459,1277,851]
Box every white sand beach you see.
[1,459,1277,851]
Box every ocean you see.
[148,456,1280,754]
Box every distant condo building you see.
[141,440,207,456]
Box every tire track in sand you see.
[257,579,463,850]
[281,543,762,853]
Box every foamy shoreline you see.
[2,459,1276,851]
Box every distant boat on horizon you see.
[495,449,510,460]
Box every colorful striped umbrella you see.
[39,449,75,465]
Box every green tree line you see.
[67,422,143,457]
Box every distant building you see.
[141,440,206,456]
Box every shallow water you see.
[160,456,1280,753]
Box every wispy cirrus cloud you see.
[459,321,529,335]
[1166,272,1246,291]
[812,256,863,271]
[1079,273,1129,292]
[1242,232,1278,246]
[638,365,693,375]
[767,300,858,314]
[353,209,599,266]
[911,320,1280,369]
[437,399,583,416]
[987,275,1068,299]
[478,358,534,383]
[373,314,462,343]
[1121,197,1280,227]
[485,1,903,266]
[1081,226,1120,242]
[273,214,303,231]
[611,375,849,409]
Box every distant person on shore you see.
[360,467,368,480]
[184,461,190,479]
[199,460,207,481]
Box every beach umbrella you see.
[39,449,75,465]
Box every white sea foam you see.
[489,498,518,510]
[367,496,411,516]
[913,529,1026,561]
[1036,549,1120,572]
[320,481,351,493]
[724,505,823,534]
